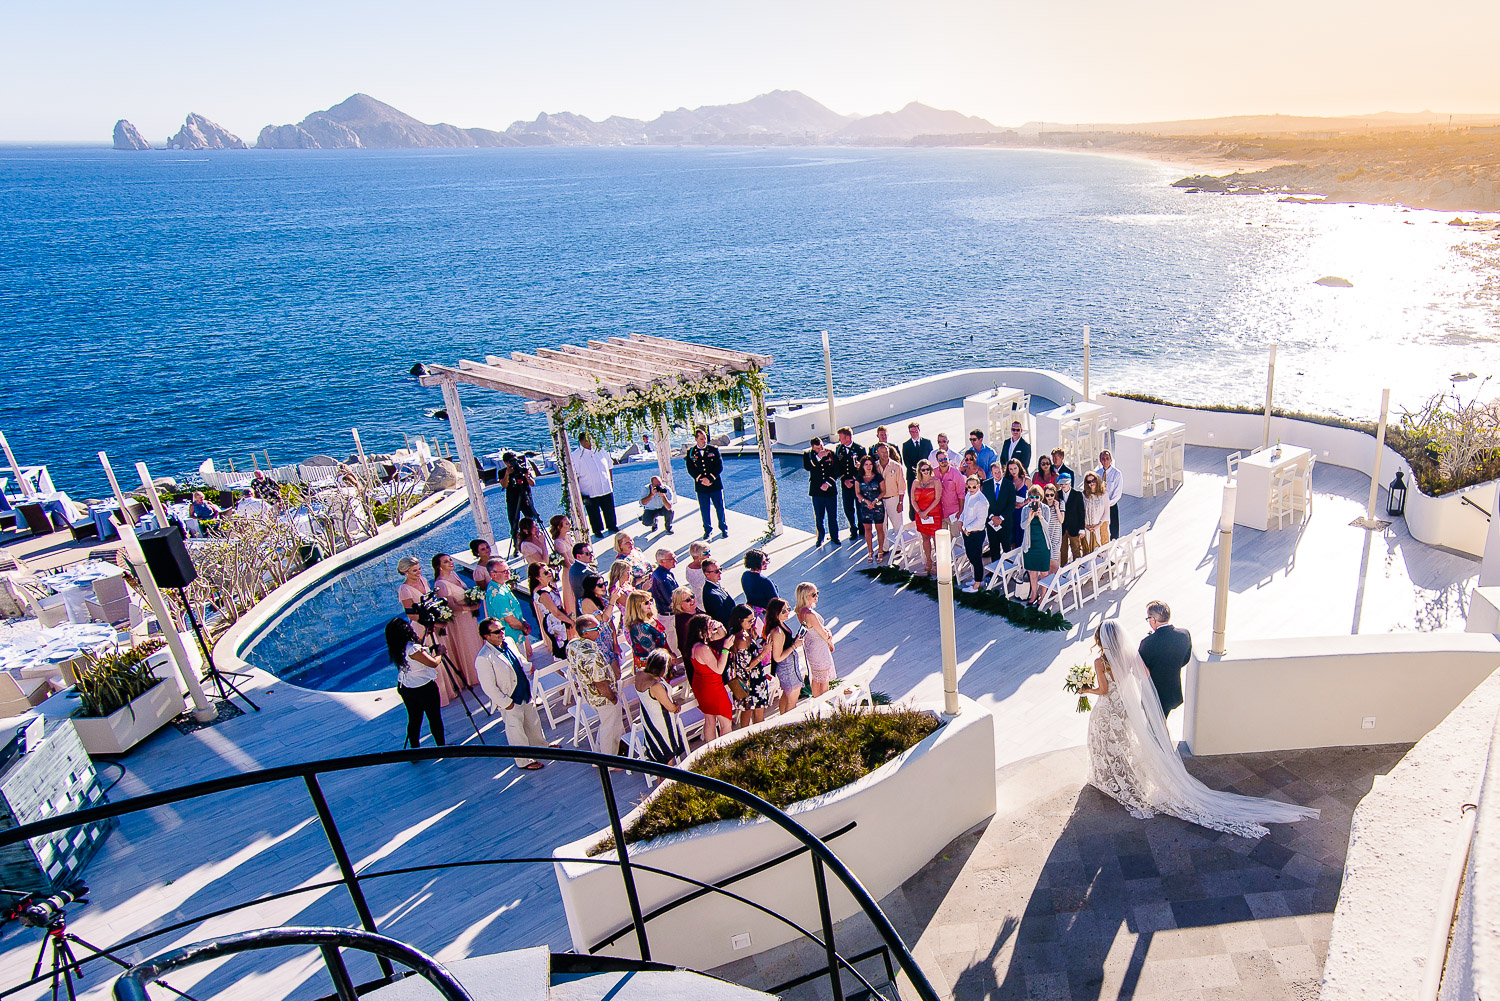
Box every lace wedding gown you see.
[1085,621,1319,840]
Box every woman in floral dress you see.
[724,603,770,729]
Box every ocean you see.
[1,144,1497,498]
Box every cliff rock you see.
[168,113,248,150]
[833,102,999,142]
[257,93,521,149]
[112,120,151,150]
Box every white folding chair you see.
[1120,526,1148,578]
[569,690,601,751]
[984,548,1022,595]
[1226,451,1242,480]
[531,660,573,730]
[673,696,706,748]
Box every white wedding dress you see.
[1085,621,1319,839]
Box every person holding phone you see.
[1022,485,1061,606]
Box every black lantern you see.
[1387,471,1407,517]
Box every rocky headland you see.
[112,120,150,150]
[169,113,247,150]
[256,93,518,149]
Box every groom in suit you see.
[1138,600,1192,715]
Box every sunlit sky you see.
[6,0,1500,142]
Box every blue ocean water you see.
[1,145,1497,500]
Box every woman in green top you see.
[483,559,532,659]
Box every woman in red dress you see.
[686,613,734,742]
[910,460,942,576]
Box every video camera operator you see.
[640,475,675,534]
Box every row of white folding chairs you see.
[983,525,1149,612]
[888,524,976,585]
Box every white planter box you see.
[72,681,187,756]
[553,696,996,972]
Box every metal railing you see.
[0,745,941,1001]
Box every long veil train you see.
[1097,620,1319,835]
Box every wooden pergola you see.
[418,333,778,545]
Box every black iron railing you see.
[0,746,941,1001]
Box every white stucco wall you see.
[552,697,996,973]
[1184,634,1500,756]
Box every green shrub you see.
[73,639,166,719]
[857,566,1071,631]
[589,707,941,854]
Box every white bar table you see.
[1234,444,1312,531]
[1114,420,1186,498]
[962,387,1030,443]
[1034,401,1108,461]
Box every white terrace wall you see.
[1184,633,1500,756]
[772,367,1496,557]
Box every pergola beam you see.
[622,332,772,369]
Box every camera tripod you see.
[408,629,485,746]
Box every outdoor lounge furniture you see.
[0,674,49,717]
[17,503,54,537]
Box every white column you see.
[136,461,171,527]
[1082,326,1091,403]
[935,528,960,716]
[1261,342,1278,450]
[115,519,216,721]
[821,329,837,438]
[439,378,494,546]
[0,431,32,498]
[351,428,369,472]
[547,410,589,532]
[653,414,676,493]
[98,452,134,525]
[1364,388,1391,525]
[1482,483,1500,588]
[1209,482,1238,655]
[750,381,782,532]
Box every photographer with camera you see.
[639,474,675,534]
[386,616,446,747]
[500,451,539,554]
[1021,484,1062,608]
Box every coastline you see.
[995,142,1296,176]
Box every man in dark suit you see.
[1056,471,1087,565]
[803,437,840,546]
[1050,448,1074,487]
[833,425,867,542]
[998,420,1031,474]
[901,422,933,496]
[700,559,736,628]
[1138,600,1193,715]
[981,461,1011,563]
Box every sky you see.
[6,0,1500,142]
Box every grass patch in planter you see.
[590,707,940,855]
[857,566,1070,632]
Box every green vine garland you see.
[555,369,767,447]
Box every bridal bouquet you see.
[462,584,487,608]
[1063,664,1096,713]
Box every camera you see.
[1030,500,1040,511]
[11,883,88,929]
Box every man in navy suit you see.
[1138,600,1193,715]
[998,420,1031,475]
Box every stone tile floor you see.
[720,742,1409,1001]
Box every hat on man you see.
[1057,471,1073,483]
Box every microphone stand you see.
[175,586,259,713]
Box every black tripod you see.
[174,586,259,713]
[1,887,199,1001]
[413,629,485,745]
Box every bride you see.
[1079,620,1319,839]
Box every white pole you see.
[652,415,676,494]
[115,518,215,721]
[1483,481,1500,587]
[821,329,837,438]
[135,461,171,527]
[935,528,960,716]
[1362,388,1391,524]
[1262,342,1278,450]
[1082,326,1091,403]
[98,452,134,526]
[439,378,494,547]
[0,431,33,498]
[547,410,589,533]
[1209,482,1238,655]
[351,428,369,472]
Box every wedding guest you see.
[934,451,965,534]
[1139,600,1193,717]
[671,586,699,664]
[960,475,990,589]
[724,603,770,728]
[516,517,548,565]
[469,539,493,586]
[474,618,545,769]
[636,649,686,764]
[527,562,573,659]
[432,553,481,688]
[686,613,734,742]
[625,588,671,675]
[386,617,444,748]
[933,432,961,469]
[189,491,222,523]
[741,549,778,612]
[397,555,429,617]
[684,540,711,606]
[999,420,1031,474]
[874,424,892,453]
[1056,471,1087,566]
[795,582,836,697]
[834,426,867,542]
[577,571,611,618]
[571,431,617,539]
[1082,471,1111,552]
[701,559,736,627]
[970,430,998,477]
[856,454,885,565]
[1021,485,1061,606]
[804,436,840,546]
[766,597,806,714]
[685,425,729,541]
[910,460,942,576]
[612,531,651,576]
[1098,449,1124,541]
[1005,458,1031,552]
[568,541,597,610]
[500,452,539,554]
[877,443,905,547]
[960,449,983,484]
[567,614,627,757]
[650,548,680,616]
[1032,454,1058,495]
[639,475,676,534]
[1050,448,1074,486]
[902,422,933,494]
[606,560,634,610]
[549,515,578,611]
[483,560,531,659]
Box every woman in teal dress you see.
[1022,485,1061,606]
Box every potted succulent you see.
[71,642,186,755]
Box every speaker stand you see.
[175,588,260,713]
